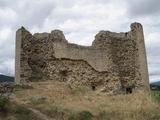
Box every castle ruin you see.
[15,22,149,94]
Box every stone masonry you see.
[15,22,149,94]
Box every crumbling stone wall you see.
[15,22,149,94]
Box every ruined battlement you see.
[15,22,149,94]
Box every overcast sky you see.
[0,0,159,82]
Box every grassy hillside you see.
[0,74,14,82]
[11,81,160,120]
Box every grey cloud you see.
[127,0,160,16]
[0,0,19,8]
[0,0,55,29]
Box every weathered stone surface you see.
[15,22,149,94]
[0,82,14,96]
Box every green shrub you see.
[15,105,30,114]
[78,111,92,120]
[68,112,77,120]
[68,110,92,120]
[0,96,9,111]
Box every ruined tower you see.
[15,22,149,94]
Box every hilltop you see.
[0,80,159,120]
[0,74,14,82]
[151,81,160,86]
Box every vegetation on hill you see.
[0,74,14,82]
[150,81,160,90]
[151,81,160,86]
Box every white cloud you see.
[0,28,12,41]
[0,59,14,76]
[0,8,17,28]
[147,32,160,44]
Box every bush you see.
[78,111,92,120]
[69,110,92,120]
[0,96,9,111]
[15,105,30,114]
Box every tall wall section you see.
[15,22,149,94]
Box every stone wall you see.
[15,22,149,94]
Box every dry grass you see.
[15,81,160,120]
[0,101,43,120]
